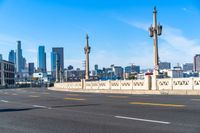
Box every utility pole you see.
[149,6,162,77]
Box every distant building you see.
[38,46,46,72]
[28,63,35,76]
[64,69,85,81]
[162,69,183,78]
[159,62,171,70]
[0,60,15,86]
[22,57,27,70]
[16,41,23,73]
[194,54,200,72]
[51,47,64,80]
[67,65,73,70]
[112,66,124,79]
[94,64,98,71]
[125,65,140,73]
[182,63,193,72]
[0,54,2,61]
[8,50,16,64]
[167,69,183,78]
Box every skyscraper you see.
[194,54,200,72]
[8,50,16,64]
[28,63,35,76]
[0,54,2,61]
[38,46,46,72]
[51,47,64,80]
[16,41,23,73]
[22,57,27,69]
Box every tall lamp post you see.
[149,6,162,78]
[84,34,91,80]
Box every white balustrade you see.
[54,77,200,91]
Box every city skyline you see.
[0,0,200,70]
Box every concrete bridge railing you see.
[54,76,200,91]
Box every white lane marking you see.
[1,100,9,103]
[115,116,171,125]
[32,105,51,109]
[191,99,200,101]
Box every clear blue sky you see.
[0,0,200,71]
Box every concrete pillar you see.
[151,75,158,90]
[144,75,152,90]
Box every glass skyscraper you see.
[8,50,16,64]
[16,41,23,73]
[38,46,46,72]
[51,47,64,79]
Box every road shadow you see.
[0,108,35,113]
[51,103,101,109]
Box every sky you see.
[0,0,200,71]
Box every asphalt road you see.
[0,87,200,133]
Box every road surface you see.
[0,87,200,133]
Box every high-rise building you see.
[94,64,98,70]
[0,54,2,61]
[28,63,35,76]
[38,46,46,72]
[182,63,193,72]
[194,54,200,72]
[16,41,23,73]
[51,48,64,81]
[22,57,27,69]
[159,62,171,70]
[51,51,57,73]
[8,50,16,64]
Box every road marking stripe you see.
[108,95,128,98]
[29,95,40,98]
[32,105,51,109]
[115,116,171,124]
[66,94,79,96]
[191,99,200,101]
[64,97,85,101]
[1,100,9,103]
[129,102,185,107]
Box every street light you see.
[149,6,163,77]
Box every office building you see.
[16,41,23,73]
[159,62,171,70]
[0,60,15,86]
[51,47,64,81]
[0,54,2,61]
[8,50,16,64]
[125,65,140,73]
[182,63,193,72]
[38,46,46,72]
[28,63,35,76]
[22,57,27,70]
[112,66,124,79]
[194,54,200,72]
